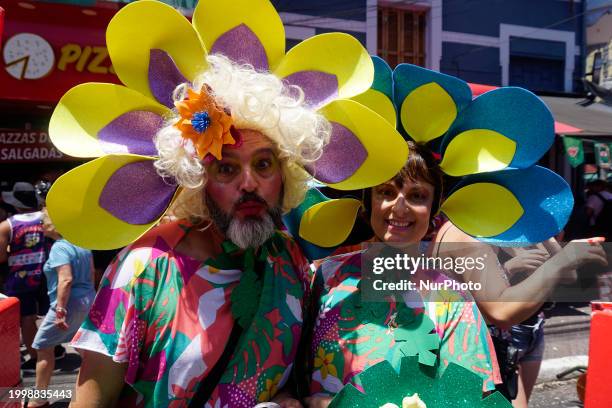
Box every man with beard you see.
[65,57,330,408]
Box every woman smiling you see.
[304,142,500,408]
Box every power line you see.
[448,5,610,62]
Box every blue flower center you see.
[192,111,211,133]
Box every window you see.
[378,6,427,67]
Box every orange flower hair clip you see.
[174,85,235,160]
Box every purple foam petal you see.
[283,70,339,109]
[307,122,367,184]
[99,160,177,225]
[149,49,188,108]
[211,24,268,70]
[98,111,162,156]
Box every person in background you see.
[26,209,95,408]
[585,180,612,239]
[0,182,49,368]
[0,180,17,222]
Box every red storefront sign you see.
[0,7,5,41]
[0,0,121,103]
[0,129,76,162]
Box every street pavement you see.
[18,303,592,407]
[531,303,590,408]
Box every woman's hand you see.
[504,249,549,276]
[304,396,332,408]
[549,238,608,282]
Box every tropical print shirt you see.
[72,221,311,408]
[309,251,501,397]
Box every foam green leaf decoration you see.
[338,290,440,367]
[391,306,439,366]
[329,357,511,408]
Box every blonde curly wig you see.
[154,54,331,223]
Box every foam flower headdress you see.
[290,56,573,255]
[46,0,408,250]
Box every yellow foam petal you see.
[441,183,523,237]
[320,99,408,190]
[49,83,168,158]
[275,33,374,102]
[440,129,516,177]
[107,0,207,99]
[193,0,285,69]
[299,199,361,247]
[318,99,408,190]
[400,82,457,143]
[351,89,397,128]
[46,155,179,250]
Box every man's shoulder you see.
[129,220,191,253]
[104,221,192,284]
[317,250,362,285]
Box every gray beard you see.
[206,194,282,250]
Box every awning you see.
[539,96,612,137]
[469,83,612,137]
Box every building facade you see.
[439,0,585,93]
[585,0,612,99]
[0,0,593,187]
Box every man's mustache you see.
[235,192,267,207]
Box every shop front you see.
[541,96,612,188]
[0,0,121,186]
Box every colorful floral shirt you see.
[72,221,311,408]
[309,251,501,396]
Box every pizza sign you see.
[0,2,121,103]
[3,33,55,80]
[2,31,116,81]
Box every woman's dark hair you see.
[362,140,443,222]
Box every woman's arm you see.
[54,263,74,330]
[435,223,607,328]
[71,350,127,408]
[55,263,73,309]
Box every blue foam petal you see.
[450,166,574,245]
[393,63,472,139]
[282,188,337,262]
[371,56,393,101]
[441,87,554,170]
